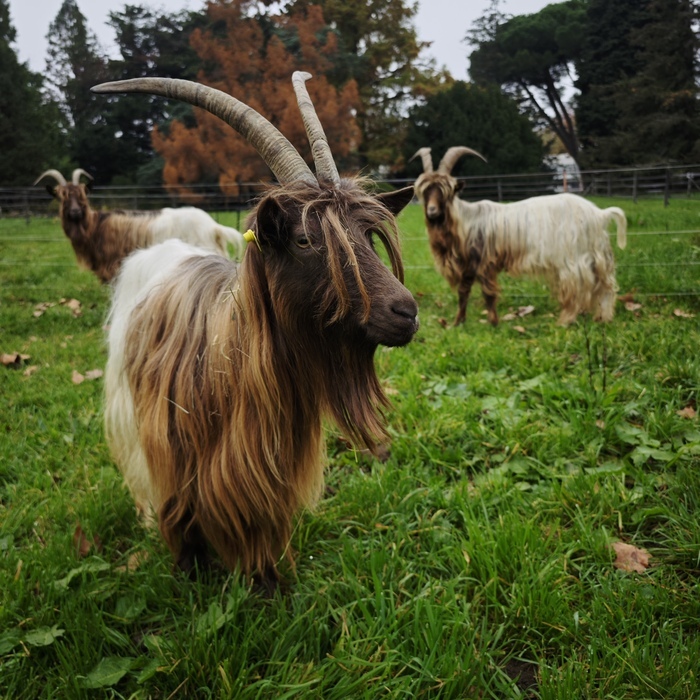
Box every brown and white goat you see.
[34,168,244,283]
[413,147,628,326]
[94,72,419,591]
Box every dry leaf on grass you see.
[33,301,56,318]
[115,550,150,573]
[2,352,30,368]
[677,405,697,419]
[625,301,642,312]
[673,308,695,319]
[501,306,535,322]
[437,317,448,329]
[513,325,526,334]
[72,369,103,384]
[73,524,102,558]
[595,419,606,429]
[59,298,82,317]
[618,292,637,304]
[23,365,39,377]
[611,541,651,573]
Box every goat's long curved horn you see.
[72,169,93,185]
[409,148,433,174]
[437,146,487,175]
[292,72,340,185]
[34,169,67,186]
[91,78,316,185]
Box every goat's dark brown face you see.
[253,181,418,348]
[55,184,89,223]
[415,173,458,223]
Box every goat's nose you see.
[391,297,419,322]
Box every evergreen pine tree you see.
[0,0,65,186]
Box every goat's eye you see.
[295,235,311,249]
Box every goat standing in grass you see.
[413,147,627,326]
[95,72,419,591]
[35,168,244,283]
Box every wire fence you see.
[3,163,700,220]
[2,165,699,303]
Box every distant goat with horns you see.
[412,146,627,326]
[35,168,244,283]
[95,72,419,592]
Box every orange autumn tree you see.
[152,0,361,200]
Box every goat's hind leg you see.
[479,268,500,326]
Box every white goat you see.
[412,147,628,326]
[35,168,244,283]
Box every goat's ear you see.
[253,197,291,249]
[376,186,414,216]
[454,179,465,193]
[45,184,58,198]
[84,180,93,194]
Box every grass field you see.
[1,197,699,698]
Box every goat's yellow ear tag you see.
[244,229,261,251]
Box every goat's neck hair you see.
[415,174,460,253]
[124,179,402,573]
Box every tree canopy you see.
[576,0,700,166]
[152,0,361,198]
[402,81,545,179]
[468,0,587,165]
[0,0,65,186]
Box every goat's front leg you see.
[454,275,476,326]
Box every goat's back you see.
[149,207,242,255]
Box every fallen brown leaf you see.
[71,370,85,385]
[23,365,39,377]
[611,541,651,573]
[73,524,94,558]
[595,419,605,429]
[437,317,448,329]
[33,301,56,318]
[85,369,104,380]
[513,325,526,334]
[624,301,642,312]
[677,405,697,419]
[115,550,150,573]
[617,292,637,303]
[60,298,82,317]
[517,305,535,317]
[73,525,87,557]
[2,352,31,368]
[501,313,517,322]
[673,308,695,319]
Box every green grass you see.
[1,199,699,698]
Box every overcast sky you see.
[7,0,554,79]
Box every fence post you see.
[664,168,670,207]
[632,170,638,203]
